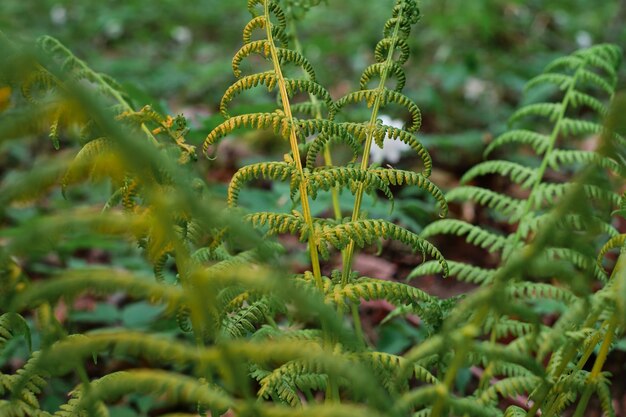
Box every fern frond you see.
[304,131,360,170]
[524,73,573,92]
[484,130,551,157]
[568,90,607,114]
[547,149,625,177]
[577,68,615,95]
[255,367,302,405]
[220,73,333,119]
[470,342,544,375]
[543,247,608,282]
[328,277,433,307]
[241,15,288,47]
[204,112,286,151]
[374,37,410,65]
[247,0,287,26]
[597,379,617,417]
[245,211,307,239]
[232,40,316,80]
[446,186,522,221]
[478,376,541,405]
[220,297,273,339]
[461,161,536,187]
[10,268,184,312]
[228,162,296,206]
[597,234,626,267]
[559,118,604,137]
[61,137,119,194]
[509,102,562,125]
[76,370,233,413]
[518,213,618,241]
[360,351,439,384]
[339,122,432,175]
[317,219,448,276]
[409,260,497,284]
[206,249,269,274]
[333,90,421,132]
[37,35,128,104]
[483,316,540,340]
[359,63,407,92]
[421,220,510,253]
[307,167,393,201]
[370,168,447,216]
[506,282,577,304]
[529,182,621,210]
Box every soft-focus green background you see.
[3,0,624,142]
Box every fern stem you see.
[340,3,405,286]
[351,302,366,347]
[571,315,618,417]
[286,9,342,221]
[430,330,472,417]
[430,305,491,417]
[533,252,626,417]
[264,0,323,288]
[526,307,603,417]
[570,252,626,417]
[539,322,606,417]
[477,316,499,392]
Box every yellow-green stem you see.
[265,0,340,401]
[264,1,323,288]
[532,251,626,417]
[430,310,487,417]
[526,309,602,417]
[477,318,499,391]
[340,5,404,286]
[540,327,606,417]
[571,315,618,417]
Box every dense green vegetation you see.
[1,1,625,416]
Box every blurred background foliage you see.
[3,0,624,151]
[4,0,624,214]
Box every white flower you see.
[576,31,592,48]
[104,20,123,39]
[369,115,411,164]
[172,26,193,45]
[50,5,67,26]
[464,77,487,101]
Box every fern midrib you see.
[481,67,583,390]
[264,1,323,289]
[492,64,594,416]
[504,65,584,262]
[340,4,406,286]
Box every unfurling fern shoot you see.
[204,0,448,289]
